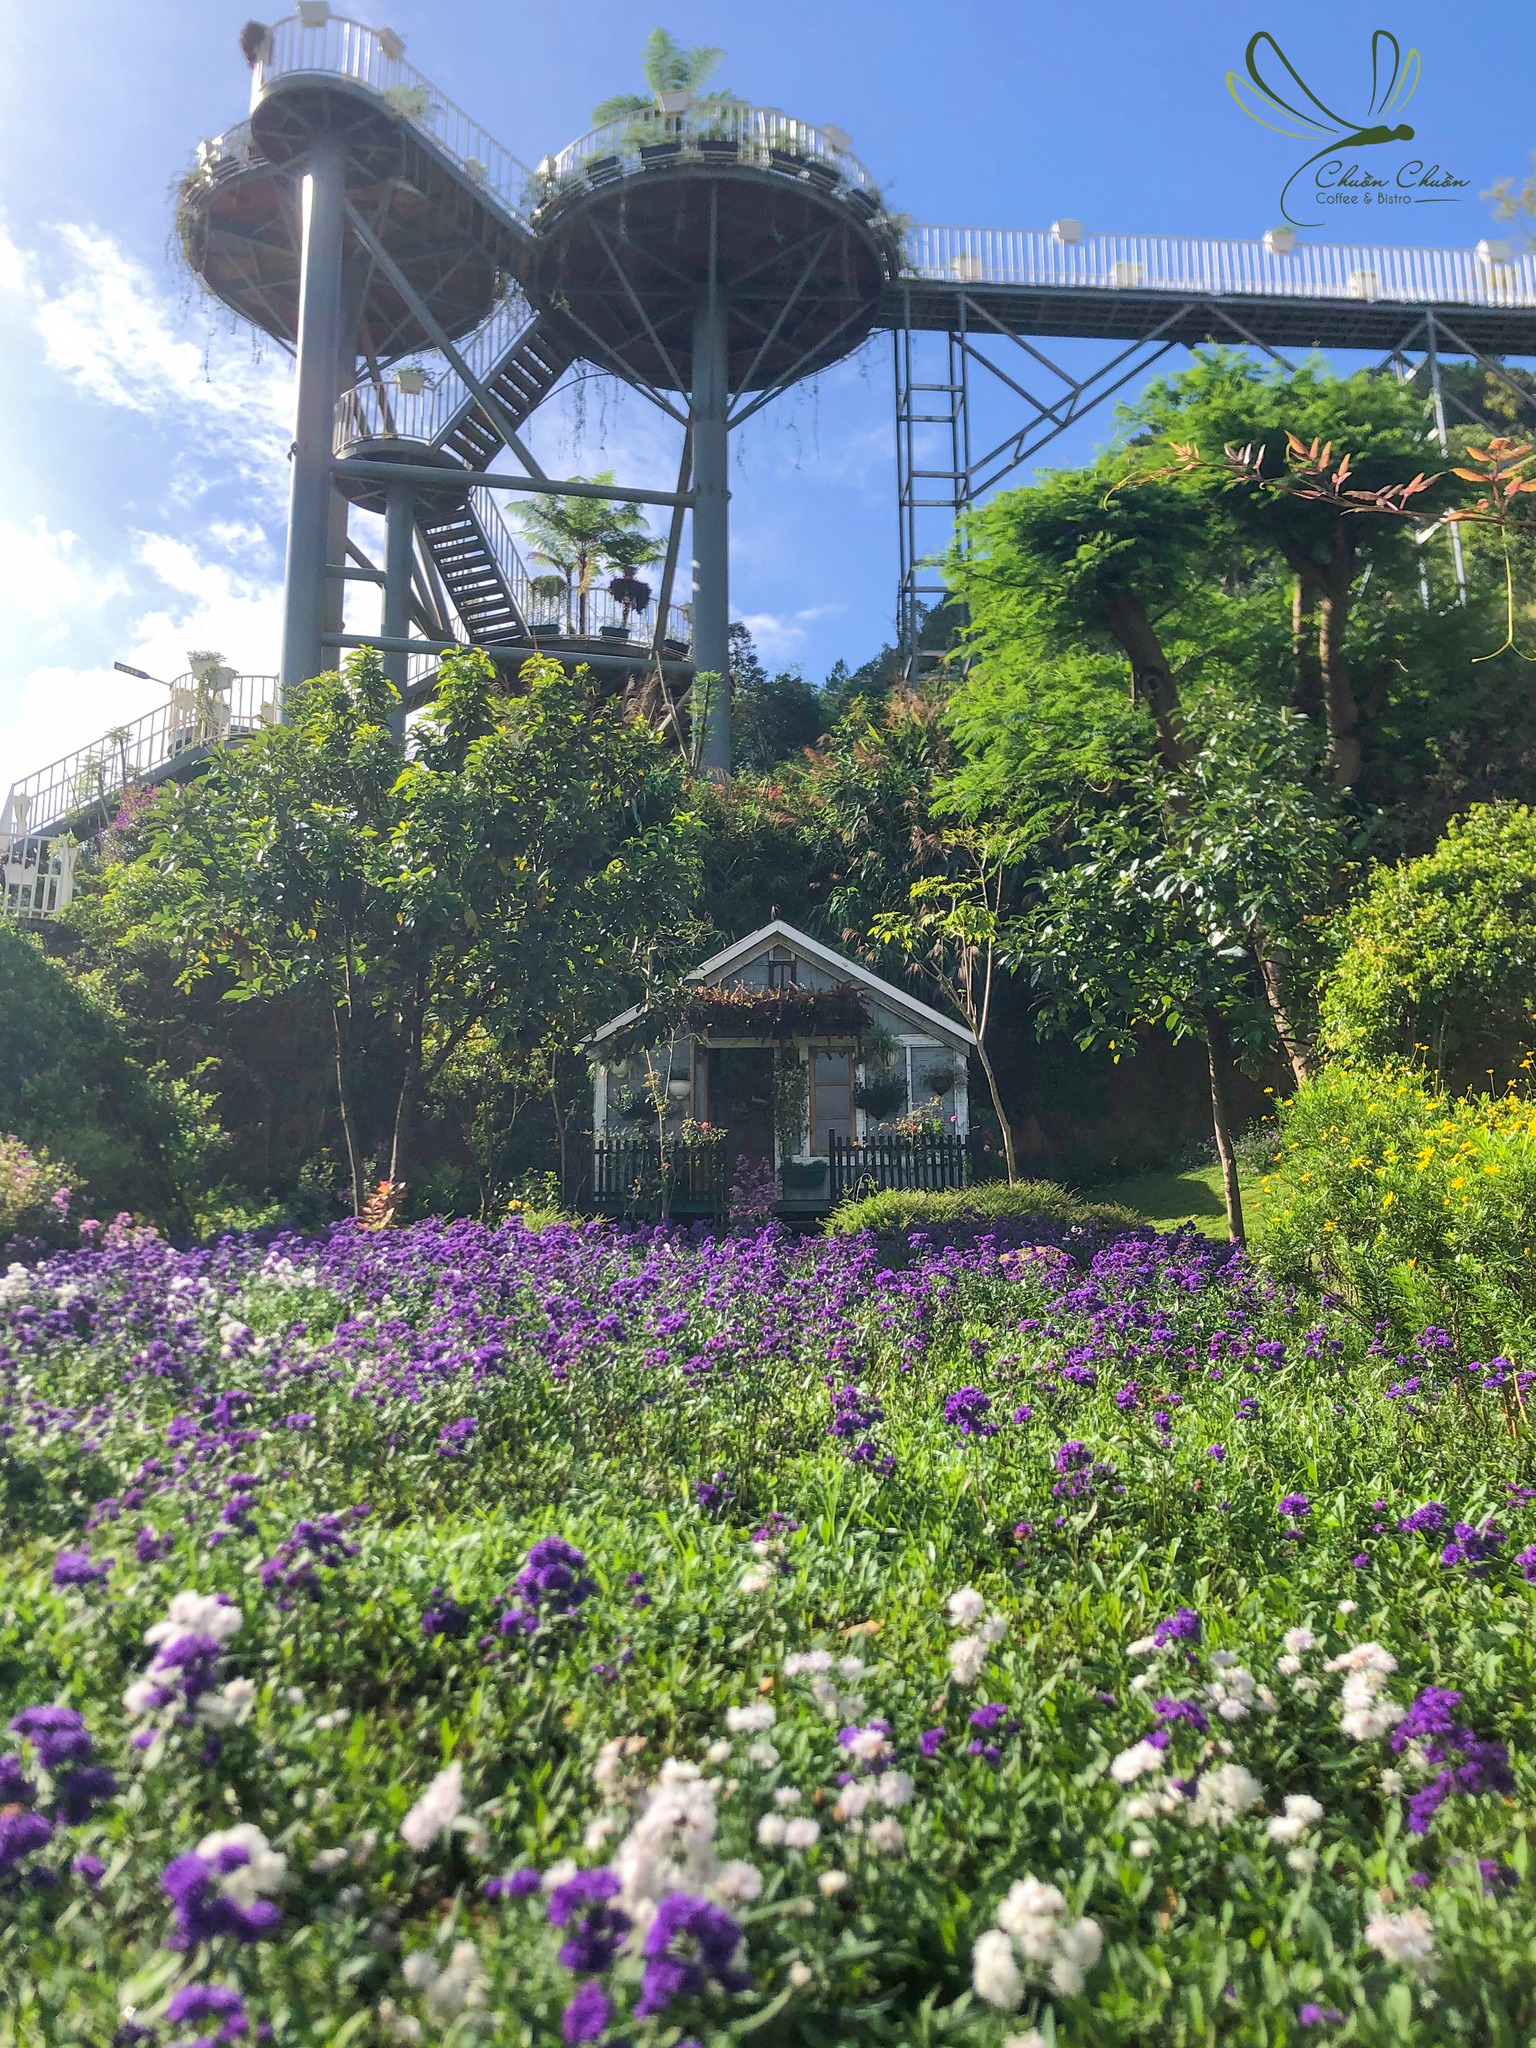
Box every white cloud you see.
[0,516,128,636]
[739,603,844,662]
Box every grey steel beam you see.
[333,458,692,508]
[280,135,347,705]
[321,631,694,680]
[691,203,731,774]
[383,479,416,740]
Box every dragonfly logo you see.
[1228,30,1466,228]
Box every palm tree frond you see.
[590,91,653,124]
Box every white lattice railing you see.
[2,837,78,920]
[537,100,880,209]
[469,489,693,649]
[905,226,1536,308]
[332,294,547,454]
[2,674,279,838]
[248,11,535,229]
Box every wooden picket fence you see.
[827,1131,970,1202]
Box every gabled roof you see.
[590,918,976,1048]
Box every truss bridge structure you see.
[6,5,1536,875]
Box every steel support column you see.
[691,285,731,773]
[280,136,347,707]
[383,480,416,742]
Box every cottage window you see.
[811,1049,853,1153]
[766,949,799,988]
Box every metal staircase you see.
[417,495,530,643]
[434,313,576,470]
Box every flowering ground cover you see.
[3,1214,1536,2046]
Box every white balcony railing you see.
[905,226,1536,309]
[535,101,881,211]
[469,488,693,650]
[2,837,78,920]
[2,674,280,838]
[248,12,536,230]
[332,294,545,456]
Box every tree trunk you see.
[1316,531,1362,790]
[1290,575,1322,723]
[972,1037,1019,1185]
[387,972,426,1187]
[1203,1008,1246,1246]
[1104,593,1193,771]
[1249,930,1315,1089]
[331,1002,364,1217]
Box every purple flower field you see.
[2,1209,1535,2043]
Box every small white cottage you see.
[588,919,975,1214]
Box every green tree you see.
[1020,700,1341,1241]
[1319,802,1536,1086]
[130,648,702,1212]
[514,477,661,637]
[591,29,730,123]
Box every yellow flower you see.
[1382,1191,1396,1209]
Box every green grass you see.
[1089,1159,1268,1238]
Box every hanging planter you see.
[679,981,870,1040]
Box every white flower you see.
[196,1824,287,1906]
[876,1769,914,1810]
[979,1610,1010,1645]
[788,1960,813,1988]
[1265,1793,1323,1848]
[972,1928,1023,2010]
[705,1739,732,1764]
[1277,1655,1302,1677]
[403,1939,487,2023]
[715,1859,764,1903]
[1287,1846,1318,1873]
[1129,1838,1154,1860]
[746,1739,780,1770]
[378,1998,424,2044]
[1293,1675,1321,1696]
[739,1570,774,1594]
[948,1636,988,1686]
[145,1592,243,1650]
[1111,1740,1165,1786]
[726,1702,776,1734]
[838,1656,867,1680]
[1337,1599,1359,1615]
[1049,1915,1103,1995]
[773,1786,803,1809]
[399,1763,463,1851]
[1006,2033,1049,2048]
[1127,1634,1160,1656]
[783,1817,820,1850]
[947,1587,987,1627]
[196,1677,256,1728]
[613,1761,720,1911]
[834,1782,876,1823]
[996,1875,1066,1953]
[1324,1642,1396,1678]
[756,1814,787,1846]
[1189,1764,1264,1829]
[867,1816,905,1854]
[311,1846,350,1873]
[818,1869,849,1895]
[1379,1768,1405,1796]
[583,1815,616,1853]
[1284,1627,1317,1653]
[542,1858,578,1891]
[1365,1906,1437,1977]
[846,1727,893,1765]
[782,1651,833,1677]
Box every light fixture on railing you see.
[378,26,405,60]
[821,123,851,154]
[1051,218,1083,245]
[657,90,690,116]
[297,2,331,26]
[1263,226,1296,257]
[113,661,171,687]
[1476,238,1513,265]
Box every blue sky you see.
[1,0,1532,790]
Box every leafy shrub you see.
[0,1133,78,1241]
[1320,804,1536,1084]
[825,1178,1143,1239]
[1255,1061,1536,1353]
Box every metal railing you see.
[2,674,279,837]
[905,226,1536,308]
[248,12,536,230]
[591,1137,729,1220]
[536,101,883,210]
[333,293,541,453]
[2,837,78,920]
[469,488,692,649]
[828,1131,970,1201]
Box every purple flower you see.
[1441,1519,1505,1574]
[164,1983,249,2044]
[1516,1545,1536,1582]
[420,1587,471,1640]
[636,1891,748,2017]
[1390,1687,1514,1835]
[1479,1858,1518,1892]
[919,1727,946,1758]
[693,1474,734,1515]
[55,1766,117,1825]
[1397,1501,1448,1536]
[72,1852,106,1886]
[499,1536,597,1637]
[436,1415,478,1458]
[1297,2005,1342,2027]
[943,1387,997,1437]
[1152,1606,1201,1648]
[1207,1444,1226,1463]
[1278,1494,1311,1519]
[52,1548,112,1589]
[547,1867,631,1974]
[1054,1440,1091,1474]
[0,1809,52,1876]
[161,1852,281,1949]
[562,1981,613,2044]
[10,1706,93,1773]
[1153,1696,1210,1735]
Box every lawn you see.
[1092,1160,1270,1239]
[1,1212,1532,2045]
